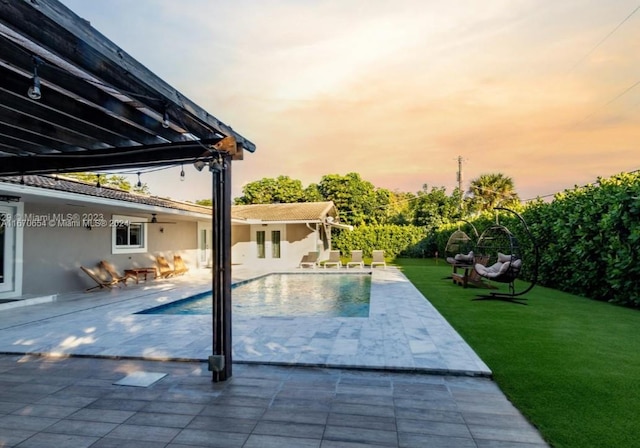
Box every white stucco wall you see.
[17,202,202,296]
[232,223,321,269]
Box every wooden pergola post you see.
[209,155,233,381]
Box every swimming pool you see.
[138,273,371,318]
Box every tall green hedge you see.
[331,224,429,259]
[523,172,640,307]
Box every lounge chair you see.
[173,255,189,276]
[346,250,365,269]
[156,256,175,278]
[80,266,120,292]
[370,250,386,269]
[99,261,133,286]
[299,251,319,269]
[324,250,342,269]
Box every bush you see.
[331,224,429,259]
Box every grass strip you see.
[396,258,640,448]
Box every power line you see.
[569,3,640,72]
[575,78,640,126]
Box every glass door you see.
[0,206,14,293]
[197,222,213,268]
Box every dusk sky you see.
[59,0,640,203]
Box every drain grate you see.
[113,371,167,387]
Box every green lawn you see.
[395,258,640,448]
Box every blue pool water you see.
[138,273,371,318]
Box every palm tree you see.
[467,173,520,213]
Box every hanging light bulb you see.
[27,57,42,100]
[136,172,142,188]
[180,164,185,181]
[162,109,170,128]
[96,174,102,193]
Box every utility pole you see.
[456,155,463,192]
[456,155,464,212]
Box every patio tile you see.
[323,425,398,446]
[171,428,249,447]
[104,423,181,443]
[12,432,98,448]
[0,268,549,447]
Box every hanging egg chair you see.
[473,207,539,303]
[444,220,479,266]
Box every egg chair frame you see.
[473,207,539,304]
[444,220,479,265]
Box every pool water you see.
[138,273,371,318]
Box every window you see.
[256,231,265,259]
[271,230,281,258]
[112,215,147,254]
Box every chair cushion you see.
[497,252,514,263]
[497,261,511,275]
[454,251,474,262]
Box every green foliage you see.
[234,175,307,204]
[314,173,385,226]
[331,224,429,259]
[410,185,463,231]
[64,172,149,194]
[195,199,212,206]
[522,172,640,307]
[467,172,521,213]
[385,191,415,225]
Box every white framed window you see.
[112,214,148,254]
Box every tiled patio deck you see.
[0,267,489,376]
[0,266,549,447]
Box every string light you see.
[27,56,42,100]
[95,174,102,193]
[136,172,142,188]
[162,109,170,129]
[180,164,185,181]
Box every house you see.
[231,201,352,269]
[0,175,213,300]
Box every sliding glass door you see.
[0,206,14,294]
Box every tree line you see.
[219,172,521,232]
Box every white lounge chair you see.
[346,250,364,269]
[324,250,342,269]
[299,251,319,269]
[370,250,386,269]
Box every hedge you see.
[331,224,429,259]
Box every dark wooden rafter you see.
[0,0,255,176]
[0,36,182,144]
[0,138,226,175]
[0,1,254,150]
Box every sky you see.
[59,0,640,203]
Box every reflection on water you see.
[138,273,371,318]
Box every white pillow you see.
[454,251,474,262]
[497,261,511,275]
[497,252,513,263]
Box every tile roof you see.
[232,201,337,222]
[0,175,211,215]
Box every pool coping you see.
[0,267,492,377]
